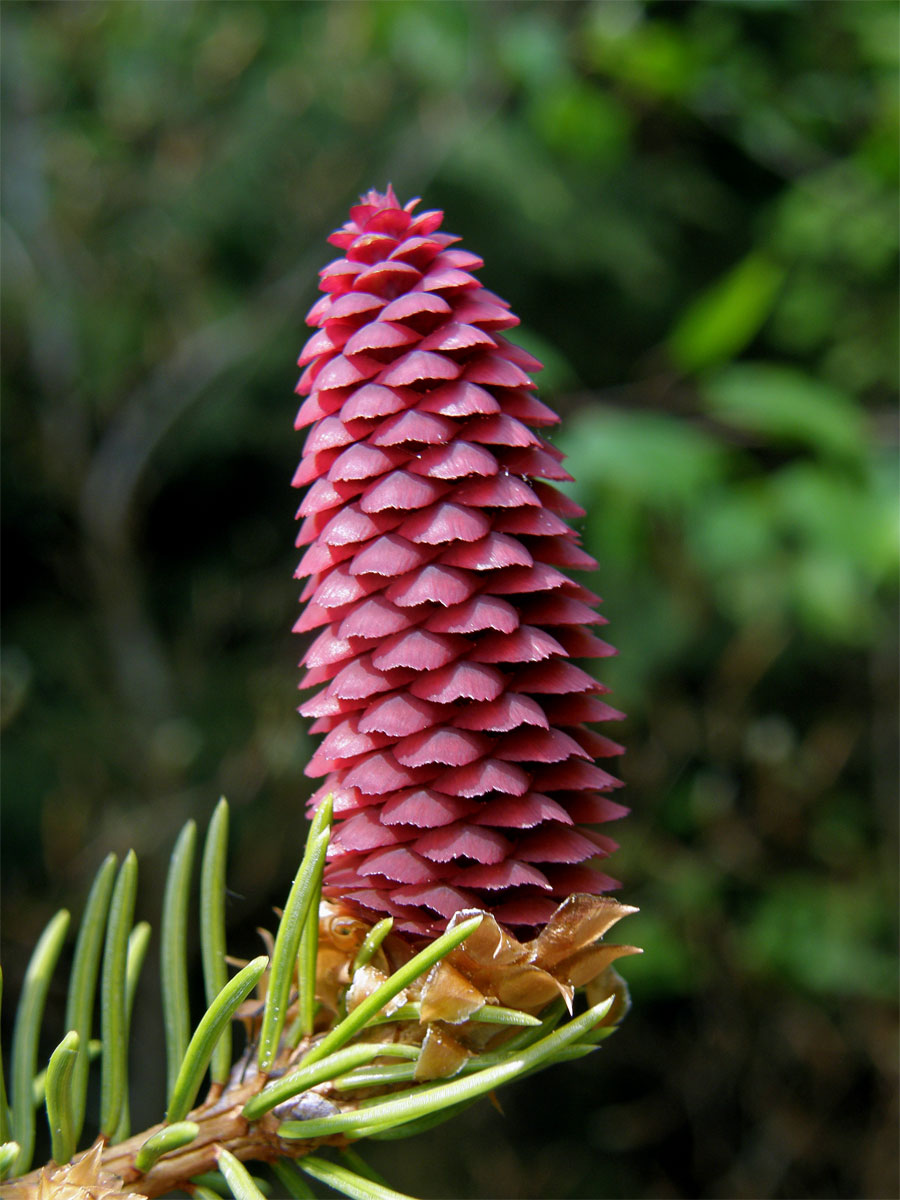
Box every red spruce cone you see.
[294,186,626,938]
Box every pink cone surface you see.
[294,186,625,937]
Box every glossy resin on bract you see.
[294,186,627,938]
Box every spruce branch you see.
[1,800,633,1199]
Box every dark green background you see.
[2,2,897,1197]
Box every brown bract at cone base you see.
[293,186,631,949]
[300,896,638,1081]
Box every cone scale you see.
[294,186,626,938]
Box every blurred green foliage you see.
[1,2,897,1198]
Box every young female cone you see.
[294,186,627,938]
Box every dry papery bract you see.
[268,895,639,1082]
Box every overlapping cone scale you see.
[294,186,626,937]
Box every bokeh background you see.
[2,2,898,1197]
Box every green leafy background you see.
[1,2,897,1196]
